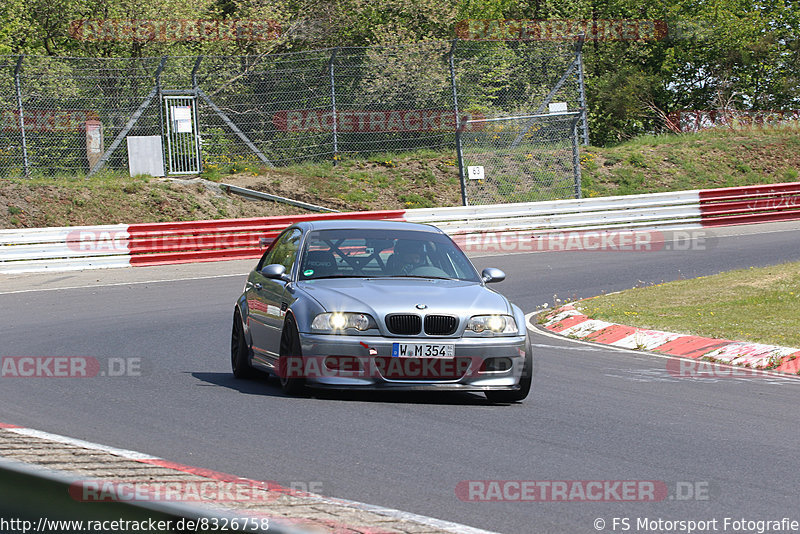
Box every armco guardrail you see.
[0,224,131,274]
[0,457,279,533]
[699,182,800,226]
[2,182,799,274]
[404,190,703,234]
[0,211,403,273]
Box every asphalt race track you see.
[2,223,800,534]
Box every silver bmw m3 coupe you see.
[231,220,532,402]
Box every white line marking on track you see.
[0,272,250,296]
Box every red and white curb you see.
[538,304,800,375]
[0,422,497,534]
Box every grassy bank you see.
[1,126,798,229]
[580,126,800,197]
[576,260,800,348]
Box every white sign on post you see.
[467,165,485,180]
[171,106,193,133]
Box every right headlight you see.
[466,314,518,335]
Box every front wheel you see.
[278,315,307,395]
[485,336,532,403]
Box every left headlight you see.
[311,312,377,333]
[466,314,518,335]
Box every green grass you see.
[580,125,800,198]
[576,261,800,348]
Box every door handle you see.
[254,283,263,290]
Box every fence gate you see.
[163,94,201,175]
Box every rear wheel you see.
[231,311,256,379]
[485,336,532,403]
[278,315,306,395]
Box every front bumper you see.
[296,332,528,391]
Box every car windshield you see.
[298,228,481,282]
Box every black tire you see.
[485,335,532,403]
[231,311,256,379]
[278,315,306,395]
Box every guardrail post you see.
[328,48,339,165]
[14,55,30,178]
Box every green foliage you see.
[398,191,435,208]
[1,0,796,145]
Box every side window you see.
[259,229,302,275]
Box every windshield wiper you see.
[387,275,461,281]
[305,274,366,280]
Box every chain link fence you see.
[1,39,586,202]
[458,112,582,204]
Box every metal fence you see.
[0,39,586,201]
[457,112,583,204]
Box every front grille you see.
[385,314,422,335]
[424,314,458,336]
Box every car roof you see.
[296,219,444,233]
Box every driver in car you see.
[391,240,426,274]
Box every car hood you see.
[297,278,510,317]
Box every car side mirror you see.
[481,267,506,283]
[261,264,291,282]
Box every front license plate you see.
[391,343,455,358]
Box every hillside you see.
[1,127,798,229]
